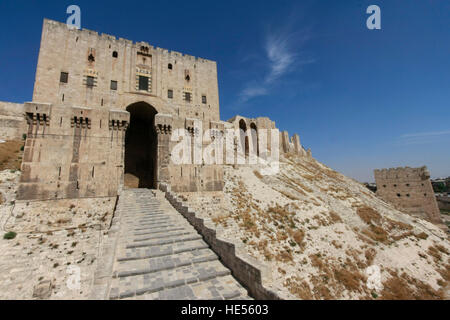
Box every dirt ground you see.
[0,140,23,171]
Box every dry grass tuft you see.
[276,249,293,262]
[357,206,382,225]
[414,232,428,240]
[361,225,389,244]
[253,170,263,180]
[284,276,313,299]
[212,213,230,227]
[328,211,342,223]
[334,267,365,292]
[279,190,300,200]
[239,211,260,237]
[381,270,444,300]
[435,244,449,255]
[331,240,342,249]
[427,245,443,263]
[0,140,23,171]
[365,248,377,265]
[292,229,305,246]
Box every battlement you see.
[43,19,216,64]
[374,166,430,181]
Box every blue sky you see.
[0,0,449,182]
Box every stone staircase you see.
[106,188,250,300]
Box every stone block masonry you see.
[0,18,311,201]
[374,166,442,223]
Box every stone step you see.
[125,234,203,249]
[114,248,218,278]
[132,217,174,224]
[125,275,250,300]
[117,239,209,261]
[101,188,252,300]
[124,215,185,223]
[132,230,194,242]
[121,212,166,219]
[132,223,184,232]
[125,220,176,229]
[133,226,190,236]
[109,260,232,299]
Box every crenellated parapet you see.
[374,166,430,182]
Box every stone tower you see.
[18,19,223,200]
[374,166,442,223]
[0,19,307,201]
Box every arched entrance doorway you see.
[250,122,259,157]
[124,102,158,188]
[239,119,249,158]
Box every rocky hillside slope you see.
[183,154,450,299]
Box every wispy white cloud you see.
[236,21,313,105]
[400,130,450,138]
[239,84,269,103]
[397,130,450,145]
[264,32,296,83]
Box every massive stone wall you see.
[0,102,26,140]
[15,19,225,199]
[33,19,220,125]
[227,115,309,158]
[18,102,128,200]
[374,166,442,223]
[2,19,310,200]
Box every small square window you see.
[184,92,191,102]
[60,72,68,83]
[202,95,207,104]
[168,89,173,99]
[138,76,149,91]
[110,80,118,90]
[86,76,95,87]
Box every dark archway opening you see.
[124,102,158,188]
[239,119,249,158]
[250,122,259,157]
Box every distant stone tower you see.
[374,166,442,223]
